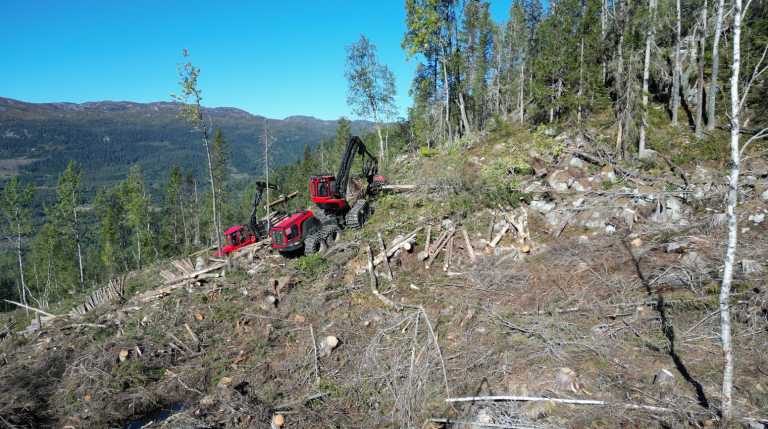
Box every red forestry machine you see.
[269,136,386,255]
[216,181,287,256]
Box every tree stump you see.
[554,367,580,393]
[319,335,338,357]
[119,350,129,362]
[653,368,675,386]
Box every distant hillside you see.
[0,97,372,189]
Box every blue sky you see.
[0,1,511,121]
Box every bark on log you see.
[444,396,674,412]
[161,262,228,286]
[429,230,448,255]
[378,232,394,280]
[443,236,454,272]
[184,323,199,343]
[381,185,418,190]
[489,224,509,247]
[426,230,454,270]
[264,191,299,209]
[3,300,58,318]
[487,214,495,243]
[462,229,476,262]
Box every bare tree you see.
[639,0,657,158]
[695,0,709,137]
[720,0,768,421]
[707,0,726,131]
[671,0,682,126]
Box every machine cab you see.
[310,174,346,210]
[270,210,322,251]
[216,225,255,256]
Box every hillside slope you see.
[0,123,767,429]
[0,97,372,188]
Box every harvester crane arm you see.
[331,136,379,199]
[247,181,280,233]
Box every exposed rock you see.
[548,170,573,192]
[530,157,548,178]
[584,210,608,229]
[749,213,765,224]
[571,178,599,192]
[692,166,713,182]
[760,188,768,202]
[665,197,684,221]
[569,157,585,169]
[572,198,585,207]
[530,200,555,214]
[600,165,616,182]
[468,156,481,165]
[493,246,517,256]
[525,181,547,193]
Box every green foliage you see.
[299,254,329,278]
[420,146,440,157]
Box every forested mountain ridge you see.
[0,97,372,189]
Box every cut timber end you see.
[272,414,285,428]
[653,368,675,386]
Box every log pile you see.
[70,277,125,316]
[0,320,16,341]
[135,261,228,303]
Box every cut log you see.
[429,230,448,255]
[426,230,454,270]
[487,214,494,243]
[319,335,338,357]
[189,245,217,257]
[264,191,299,209]
[381,185,417,190]
[741,260,763,274]
[272,414,285,428]
[489,224,509,248]
[653,368,675,386]
[119,350,129,362]
[378,232,394,280]
[162,262,228,286]
[184,323,199,343]
[217,377,233,388]
[443,236,454,272]
[425,225,432,255]
[462,228,476,262]
[3,300,59,318]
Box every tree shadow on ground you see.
[622,240,710,410]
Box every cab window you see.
[317,181,328,197]
[286,225,299,240]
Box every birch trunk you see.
[672,0,682,125]
[695,0,709,137]
[519,60,525,124]
[707,0,725,131]
[639,0,656,158]
[578,38,584,124]
[720,0,742,421]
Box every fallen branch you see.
[3,300,59,318]
[425,418,535,429]
[444,396,675,412]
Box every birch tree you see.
[345,35,397,163]
[47,161,87,293]
[0,176,37,311]
[171,48,222,254]
[639,0,657,158]
[719,0,768,421]
[707,0,726,131]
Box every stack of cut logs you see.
[418,226,477,271]
[135,259,227,303]
[70,277,125,316]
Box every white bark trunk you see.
[708,0,725,131]
[695,0,709,137]
[639,0,656,158]
[720,0,741,422]
[672,0,682,125]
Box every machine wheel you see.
[304,234,327,255]
[345,200,370,230]
[321,224,342,243]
